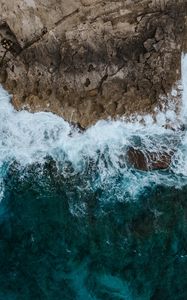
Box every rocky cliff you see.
[0,0,187,127]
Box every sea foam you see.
[0,54,187,201]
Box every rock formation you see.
[127,146,174,171]
[0,0,187,127]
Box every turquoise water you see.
[0,160,187,300]
[0,54,187,299]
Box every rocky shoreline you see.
[0,0,187,128]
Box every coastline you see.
[0,0,187,127]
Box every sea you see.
[0,55,187,299]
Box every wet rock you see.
[127,147,174,171]
[69,122,85,135]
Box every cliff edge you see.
[0,0,187,127]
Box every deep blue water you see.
[1,52,187,299]
[0,160,187,300]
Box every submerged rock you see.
[0,0,187,127]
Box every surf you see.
[0,54,187,202]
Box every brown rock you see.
[106,102,117,115]
[155,27,164,42]
[153,40,164,52]
[0,69,7,83]
[0,0,186,128]
[143,38,156,51]
[127,147,174,171]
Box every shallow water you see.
[0,55,187,299]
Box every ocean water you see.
[0,55,187,299]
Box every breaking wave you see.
[1,55,187,300]
[0,55,187,202]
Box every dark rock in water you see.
[127,146,174,171]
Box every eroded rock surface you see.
[0,0,187,127]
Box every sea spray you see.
[0,90,185,202]
[0,91,183,202]
[0,55,187,299]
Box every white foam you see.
[170,53,187,176]
[0,54,187,201]
[181,53,187,121]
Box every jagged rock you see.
[143,38,156,51]
[155,27,164,42]
[127,147,174,171]
[153,40,164,52]
[69,122,85,135]
[0,0,186,127]
[0,21,22,55]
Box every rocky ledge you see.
[0,0,187,128]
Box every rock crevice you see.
[0,0,187,127]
